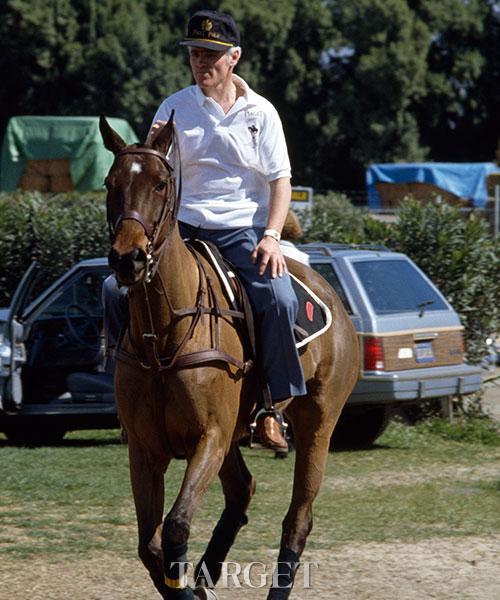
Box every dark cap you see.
[179,10,240,51]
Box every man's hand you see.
[251,236,287,278]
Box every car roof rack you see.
[300,242,391,256]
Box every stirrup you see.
[249,408,288,449]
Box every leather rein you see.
[108,143,252,375]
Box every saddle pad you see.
[186,239,332,349]
[290,273,332,349]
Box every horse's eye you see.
[154,182,167,193]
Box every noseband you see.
[108,144,181,283]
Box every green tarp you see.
[0,116,138,192]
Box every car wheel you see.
[330,405,391,450]
[3,425,67,446]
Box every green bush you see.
[0,192,108,305]
[391,199,500,364]
[300,191,392,245]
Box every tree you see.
[0,1,498,190]
[320,0,431,188]
[0,0,192,139]
[0,0,84,129]
[78,0,192,137]
[413,0,492,161]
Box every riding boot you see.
[255,413,288,452]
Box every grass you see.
[0,420,499,564]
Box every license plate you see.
[415,341,435,363]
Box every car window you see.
[36,269,109,319]
[351,259,448,314]
[310,263,352,314]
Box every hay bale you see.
[18,158,73,192]
[376,182,469,208]
[47,158,71,177]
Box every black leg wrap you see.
[164,542,188,579]
[267,548,300,600]
[163,542,194,599]
[195,507,249,587]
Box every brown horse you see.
[100,115,359,600]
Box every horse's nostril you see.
[109,247,147,283]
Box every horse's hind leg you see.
[194,443,256,589]
[128,439,171,597]
[267,392,340,600]
[162,430,226,599]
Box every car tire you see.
[3,424,67,446]
[330,405,391,450]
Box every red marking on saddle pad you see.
[306,301,314,322]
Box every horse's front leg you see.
[267,391,340,600]
[128,438,171,597]
[162,428,226,600]
[194,442,256,589]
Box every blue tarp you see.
[366,162,499,208]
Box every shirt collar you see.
[194,74,259,109]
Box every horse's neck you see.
[128,226,199,344]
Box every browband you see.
[116,147,173,172]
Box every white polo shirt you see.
[152,75,291,229]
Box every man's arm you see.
[251,177,291,278]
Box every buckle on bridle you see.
[142,333,158,341]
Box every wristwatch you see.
[263,228,281,242]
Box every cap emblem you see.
[201,19,213,32]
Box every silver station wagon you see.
[0,244,481,446]
[301,243,481,446]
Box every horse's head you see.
[100,114,177,286]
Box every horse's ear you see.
[151,110,175,156]
[99,115,126,155]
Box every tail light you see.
[363,336,385,370]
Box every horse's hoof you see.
[194,587,217,600]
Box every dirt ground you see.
[2,370,499,600]
[2,534,500,600]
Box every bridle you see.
[107,140,182,283]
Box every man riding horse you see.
[106,9,305,451]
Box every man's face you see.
[189,47,238,90]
